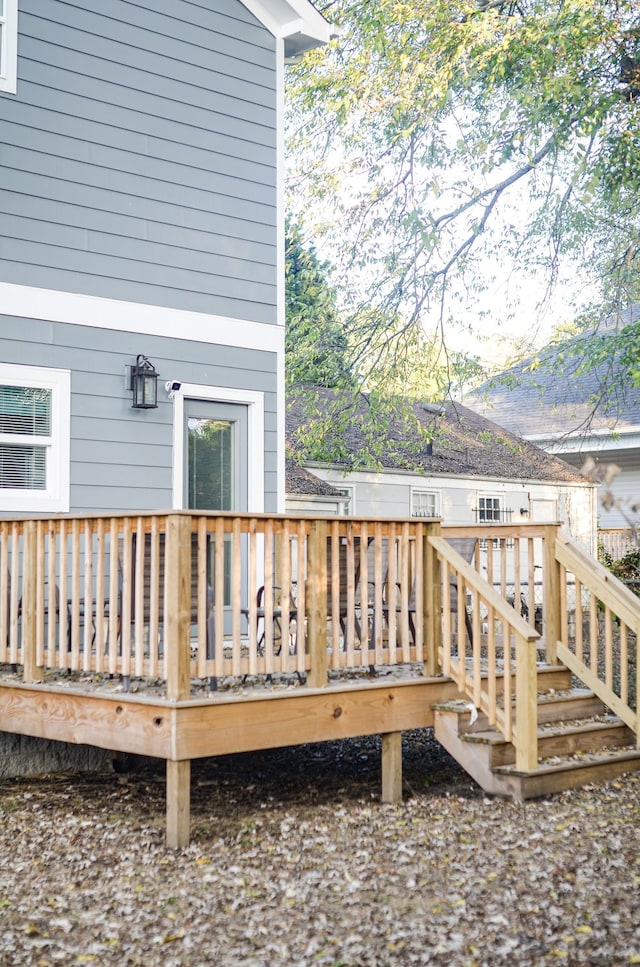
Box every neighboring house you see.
[466,317,640,531]
[0,0,331,518]
[286,388,597,552]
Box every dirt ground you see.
[1,731,640,967]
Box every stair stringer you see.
[433,704,525,799]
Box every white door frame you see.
[171,383,264,512]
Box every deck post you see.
[306,519,328,689]
[381,731,403,802]
[423,521,442,677]
[165,514,192,848]
[22,520,43,682]
[165,514,192,702]
[166,759,191,849]
[543,524,561,665]
[514,631,539,772]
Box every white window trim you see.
[0,0,18,95]
[170,383,264,513]
[411,487,440,519]
[478,494,504,523]
[0,363,71,513]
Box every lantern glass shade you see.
[130,355,158,409]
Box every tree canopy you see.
[286,0,640,382]
[285,219,355,388]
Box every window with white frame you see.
[478,495,503,523]
[0,0,18,95]
[411,489,439,518]
[0,364,70,512]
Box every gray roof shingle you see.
[287,387,588,483]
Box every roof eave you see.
[239,0,336,57]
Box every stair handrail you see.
[554,536,640,742]
[430,535,540,771]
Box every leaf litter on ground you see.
[0,729,639,966]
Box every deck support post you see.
[166,759,191,849]
[381,731,403,802]
[423,522,441,677]
[165,514,193,847]
[514,631,539,772]
[543,524,561,665]
[307,519,328,689]
[22,520,43,682]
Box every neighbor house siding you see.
[0,0,278,322]
[1,318,278,513]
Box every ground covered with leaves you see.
[1,731,639,967]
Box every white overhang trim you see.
[240,0,334,48]
[0,282,284,354]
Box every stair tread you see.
[496,746,640,778]
[463,716,628,746]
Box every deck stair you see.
[434,666,640,799]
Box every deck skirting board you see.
[0,678,461,762]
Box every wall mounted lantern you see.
[129,355,159,409]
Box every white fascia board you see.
[309,464,594,492]
[240,0,334,49]
[0,281,283,355]
[534,430,640,455]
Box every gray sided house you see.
[0,0,331,518]
[466,313,640,532]
[286,389,597,551]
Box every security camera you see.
[165,380,181,393]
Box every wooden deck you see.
[1,512,638,846]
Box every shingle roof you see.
[287,387,588,484]
[285,458,345,497]
[467,313,640,440]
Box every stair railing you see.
[553,536,640,745]
[430,535,541,771]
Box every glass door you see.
[184,400,248,613]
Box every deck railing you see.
[554,534,639,741]
[431,530,541,771]
[1,513,638,761]
[0,512,441,692]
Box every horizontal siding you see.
[0,0,278,322]
[0,318,278,514]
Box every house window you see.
[336,484,356,515]
[476,495,513,524]
[411,489,439,518]
[0,0,18,95]
[0,364,70,512]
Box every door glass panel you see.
[187,418,233,511]
[184,400,248,614]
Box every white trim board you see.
[240,0,333,46]
[0,282,284,355]
[0,362,70,513]
[170,383,265,513]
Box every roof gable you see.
[239,0,334,57]
[287,388,589,484]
